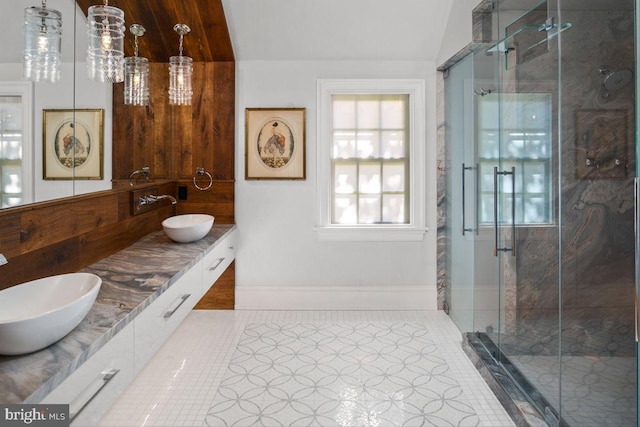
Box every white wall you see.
[436,0,482,67]
[235,60,438,310]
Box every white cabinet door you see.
[201,229,235,293]
[133,264,201,373]
[41,323,135,427]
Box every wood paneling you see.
[195,261,234,309]
[20,193,120,252]
[74,0,234,62]
[0,184,176,291]
[112,64,172,181]
[176,180,234,225]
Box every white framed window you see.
[316,79,426,241]
[0,82,33,208]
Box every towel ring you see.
[129,166,150,186]
[193,167,213,191]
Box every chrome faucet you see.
[138,194,177,206]
[155,195,177,205]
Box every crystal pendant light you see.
[23,0,62,83]
[87,0,125,83]
[124,24,149,106]
[169,24,193,106]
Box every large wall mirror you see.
[0,0,113,209]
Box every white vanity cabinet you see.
[40,324,135,427]
[134,228,236,372]
[38,227,236,426]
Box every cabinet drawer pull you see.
[69,368,119,421]
[164,294,191,318]
[208,257,225,271]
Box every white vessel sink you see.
[0,273,102,356]
[162,214,215,243]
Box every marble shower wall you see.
[513,5,636,357]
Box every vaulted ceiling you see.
[74,0,234,62]
[3,0,453,64]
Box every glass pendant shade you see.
[23,4,62,83]
[169,24,193,106]
[169,56,193,106]
[124,24,149,106]
[124,57,149,105]
[87,4,125,83]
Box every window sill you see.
[315,226,428,242]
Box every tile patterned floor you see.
[99,311,514,427]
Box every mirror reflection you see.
[0,0,113,209]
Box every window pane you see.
[359,195,381,224]
[333,131,356,159]
[500,195,513,224]
[523,163,546,193]
[334,164,357,194]
[357,100,379,128]
[332,98,356,128]
[477,97,499,129]
[2,165,22,193]
[524,195,547,223]
[478,131,499,159]
[381,131,405,159]
[480,192,494,224]
[2,194,22,208]
[359,163,380,194]
[504,132,526,158]
[381,98,406,129]
[383,163,405,192]
[383,194,405,223]
[334,195,357,224]
[356,131,379,158]
[525,133,550,159]
[328,90,414,227]
[1,135,22,160]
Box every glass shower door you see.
[445,53,476,332]
[484,0,563,422]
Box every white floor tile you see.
[99,311,514,427]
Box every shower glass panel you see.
[558,0,637,425]
[445,53,475,332]
[486,0,636,424]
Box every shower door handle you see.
[493,166,516,257]
[462,163,474,235]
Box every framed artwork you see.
[43,109,104,180]
[245,107,306,180]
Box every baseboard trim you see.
[235,285,437,310]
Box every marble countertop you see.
[0,224,235,404]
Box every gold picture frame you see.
[245,108,306,180]
[43,109,104,180]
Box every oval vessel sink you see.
[0,273,101,356]
[162,214,215,243]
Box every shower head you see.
[599,68,633,91]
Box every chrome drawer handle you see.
[208,257,225,271]
[69,369,119,421]
[164,294,191,318]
